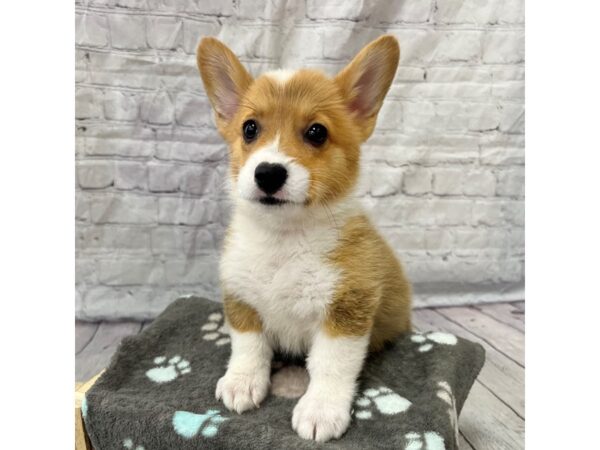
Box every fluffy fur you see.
[197,34,411,443]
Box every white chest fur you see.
[220,202,358,355]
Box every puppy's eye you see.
[304,123,328,147]
[242,120,259,143]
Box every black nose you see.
[254,162,288,195]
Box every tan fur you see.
[223,293,262,332]
[334,35,400,141]
[196,37,253,125]
[197,35,410,350]
[197,35,399,207]
[325,215,412,351]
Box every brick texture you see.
[75,0,525,320]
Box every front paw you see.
[292,392,351,442]
[215,370,270,414]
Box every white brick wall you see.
[75,0,525,320]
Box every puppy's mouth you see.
[258,196,289,206]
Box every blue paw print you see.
[81,395,88,419]
[173,410,228,439]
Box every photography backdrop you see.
[75,0,524,320]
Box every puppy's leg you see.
[292,329,369,442]
[216,296,272,414]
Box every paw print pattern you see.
[145,355,191,383]
[201,312,231,346]
[437,381,459,446]
[122,438,145,450]
[173,410,229,439]
[410,332,457,352]
[354,386,411,420]
[81,395,88,419]
[404,431,446,450]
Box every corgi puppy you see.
[196,35,411,443]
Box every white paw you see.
[215,370,270,414]
[292,393,351,442]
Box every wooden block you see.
[75,371,103,450]
[75,407,92,450]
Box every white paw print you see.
[437,381,459,446]
[404,431,446,450]
[122,438,145,450]
[354,386,411,420]
[145,355,191,384]
[410,332,457,352]
[201,312,230,346]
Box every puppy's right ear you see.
[196,37,253,125]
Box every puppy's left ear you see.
[335,35,399,140]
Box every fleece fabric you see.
[84,296,484,450]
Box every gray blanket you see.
[83,297,484,449]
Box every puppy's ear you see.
[197,37,253,125]
[334,35,399,139]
